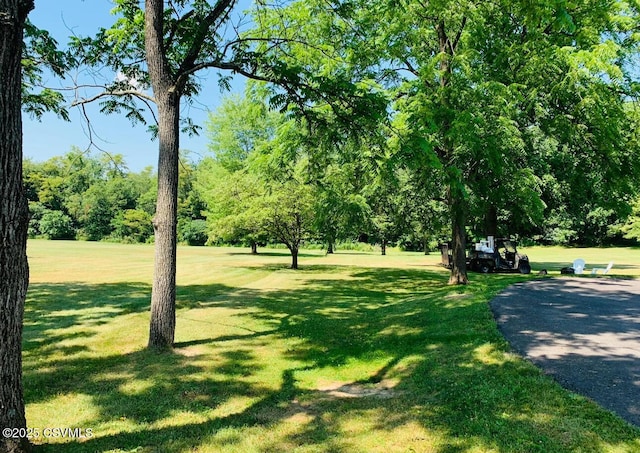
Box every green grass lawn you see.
[24,240,640,452]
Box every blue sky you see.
[24,0,245,171]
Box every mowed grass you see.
[24,240,640,452]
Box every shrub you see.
[28,202,46,238]
[39,210,76,240]
[111,209,154,243]
[180,219,208,246]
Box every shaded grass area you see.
[23,242,640,452]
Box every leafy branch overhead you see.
[22,20,72,120]
[63,0,387,140]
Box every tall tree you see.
[327,0,640,283]
[142,0,181,349]
[69,0,381,348]
[201,92,280,253]
[1,1,34,451]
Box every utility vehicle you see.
[440,237,531,274]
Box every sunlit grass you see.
[24,240,640,452]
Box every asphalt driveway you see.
[490,277,640,427]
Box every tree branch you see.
[451,16,467,53]
[71,88,156,106]
[176,0,238,88]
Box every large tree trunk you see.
[148,99,179,349]
[250,241,258,255]
[146,0,180,349]
[1,1,34,452]
[485,204,498,238]
[448,185,469,285]
[290,247,299,269]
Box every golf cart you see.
[439,236,531,274]
[467,237,531,274]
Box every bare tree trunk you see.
[290,246,299,269]
[146,0,180,349]
[1,1,34,452]
[148,98,179,349]
[381,238,387,256]
[250,241,258,254]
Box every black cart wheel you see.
[518,262,531,274]
[479,262,492,273]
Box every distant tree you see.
[206,93,279,172]
[27,201,46,237]
[264,179,315,269]
[365,175,404,256]
[256,128,319,267]
[129,167,157,217]
[75,176,138,240]
[198,158,269,253]
[202,92,325,265]
[24,150,158,243]
[177,155,207,244]
[313,162,369,254]
[201,92,281,253]
[618,196,640,244]
[394,169,449,253]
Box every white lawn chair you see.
[591,261,614,276]
[573,258,586,275]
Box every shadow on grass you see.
[26,267,640,452]
[224,250,324,258]
[24,283,151,360]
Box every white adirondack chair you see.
[573,258,586,275]
[591,261,614,276]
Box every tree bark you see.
[448,186,469,285]
[485,204,498,238]
[148,98,179,349]
[1,1,34,452]
[146,0,180,349]
[290,247,299,269]
[381,238,387,256]
[250,240,258,255]
[327,240,334,254]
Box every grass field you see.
[23,240,640,452]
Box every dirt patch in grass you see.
[316,379,400,399]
